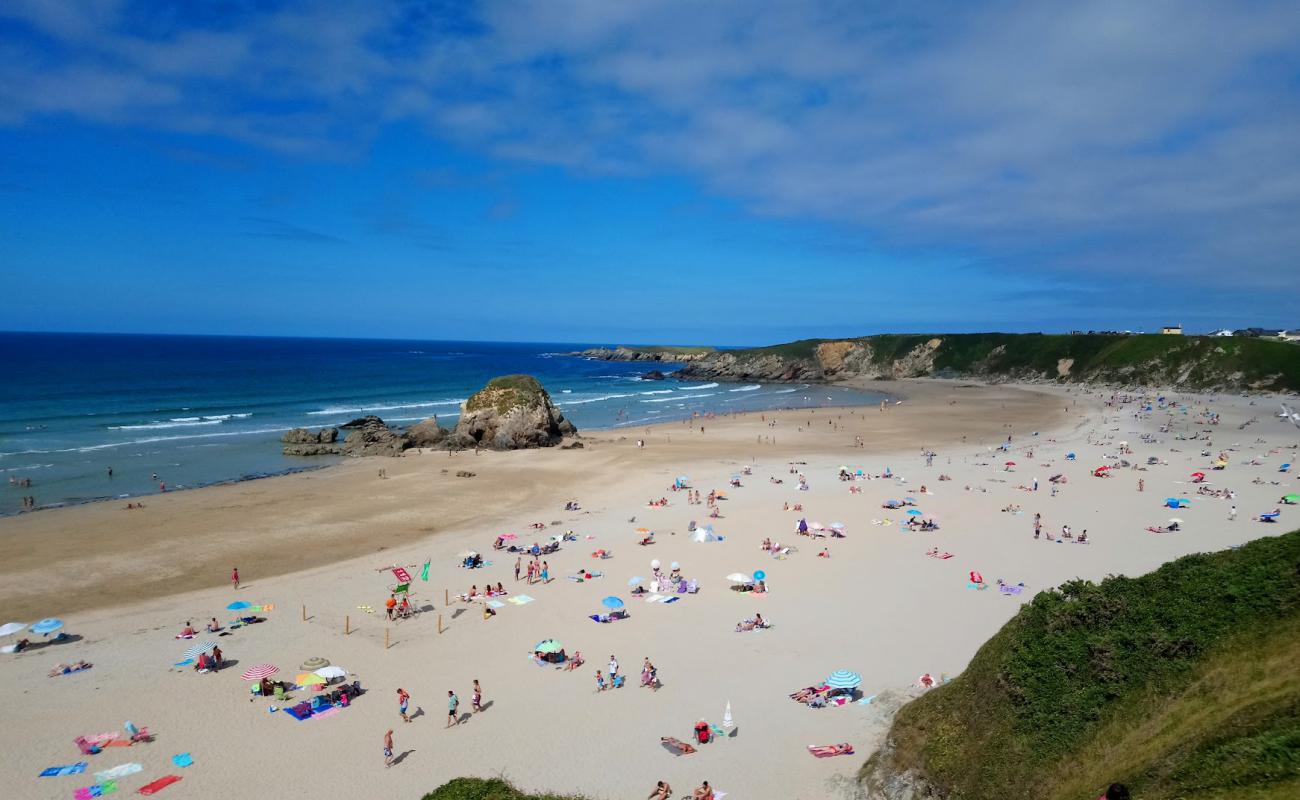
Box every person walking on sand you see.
[540,560,549,583]
[608,654,619,683]
[397,688,410,723]
[231,567,239,590]
[1138,478,1144,493]
[1229,505,1237,521]
[514,557,521,582]
[595,669,606,692]
[472,679,483,713]
[446,690,459,727]
[383,729,394,767]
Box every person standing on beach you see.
[1229,505,1237,521]
[609,654,619,684]
[231,567,239,589]
[1138,478,1144,492]
[595,669,606,691]
[107,467,113,478]
[540,561,549,583]
[397,688,410,723]
[383,729,394,767]
[446,690,460,727]
[514,557,521,582]
[472,679,483,713]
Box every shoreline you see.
[0,379,1040,621]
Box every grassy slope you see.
[870,530,1300,800]
[723,333,1300,390]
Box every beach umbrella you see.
[903,497,917,504]
[635,528,651,534]
[535,639,563,654]
[240,664,279,681]
[726,573,753,583]
[1191,472,1205,478]
[458,549,478,558]
[723,700,734,730]
[906,509,923,516]
[628,576,644,586]
[831,522,845,529]
[295,672,327,686]
[227,601,251,611]
[1168,518,1184,524]
[180,641,216,660]
[650,559,661,570]
[1005,461,1016,466]
[601,596,625,610]
[826,669,862,690]
[300,657,329,671]
[670,561,680,570]
[314,666,346,680]
[810,521,825,530]
[30,618,64,635]
[0,622,26,637]
[499,533,517,540]
[753,570,767,581]
[1283,494,1299,504]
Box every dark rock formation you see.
[405,416,447,448]
[281,426,342,456]
[640,370,666,381]
[453,375,577,449]
[340,416,408,457]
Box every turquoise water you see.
[0,333,886,514]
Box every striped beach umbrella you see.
[240,664,279,681]
[180,641,216,660]
[826,670,862,690]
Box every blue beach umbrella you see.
[903,497,917,504]
[601,596,625,610]
[906,509,923,516]
[30,618,64,635]
[628,576,643,587]
[227,601,251,611]
[753,570,767,581]
[826,670,862,690]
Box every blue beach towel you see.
[171,753,193,768]
[39,762,87,777]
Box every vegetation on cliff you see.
[864,530,1300,800]
[585,333,1300,391]
[422,778,585,800]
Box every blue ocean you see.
[0,332,885,514]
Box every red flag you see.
[392,567,411,583]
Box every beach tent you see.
[692,526,720,543]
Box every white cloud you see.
[2,0,1298,293]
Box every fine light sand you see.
[1,380,1295,800]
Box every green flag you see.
[420,559,430,582]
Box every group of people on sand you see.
[647,779,715,799]
[459,583,508,602]
[515,556,550,584]
[385,593,413,620]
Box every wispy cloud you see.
[240,216,344,244]
[2,0,1297,297]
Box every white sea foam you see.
[729,384,762,392]
[694,382,720,389]
[555,393,636,407]
[109,419,224,431]
[306,399,464,416]
[202,413,252,421]
[640,393,718,404]
[638,389,674,395]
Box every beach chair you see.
[125,721,151,743]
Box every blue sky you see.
[2,1,1298,344]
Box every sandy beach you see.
[2,379,1295,800]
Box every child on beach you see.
[397,688,410,722]
[595,669,606,691]
[472,679,483,713]
[231,567,239,589]
[383,730,394,767]
[446,690,459,727]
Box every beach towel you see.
[93,764,142,783]
[39,762,87,777]
[100,741,132,748]
[1000,585,1024,595]
[487,600,505,609]
[645,594,665,603]
[663,596,680,604]
[170,753,193,769]
[513,595,535,605]
[136,775,181,795]
[967,582,987,590]
[74,781,118,800]
[85,733,121,746]
[312,706,341,720]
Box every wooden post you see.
[385,627,390,650]
[444,588,449,606]
[345,615,350,635]
[301,604,306,622]
[438,613,444,634]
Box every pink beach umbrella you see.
[240,664,280,681]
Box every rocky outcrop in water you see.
[450,374,577,450]
[281,426,342,456]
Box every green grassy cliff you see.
[423,778,585,800]
[584,333,1300,391]
[863,530,1300,800]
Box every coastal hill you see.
[578,333,1300,392]
[861,530,1300,800]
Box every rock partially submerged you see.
[450,374,577,450]
[280,376,577,456]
